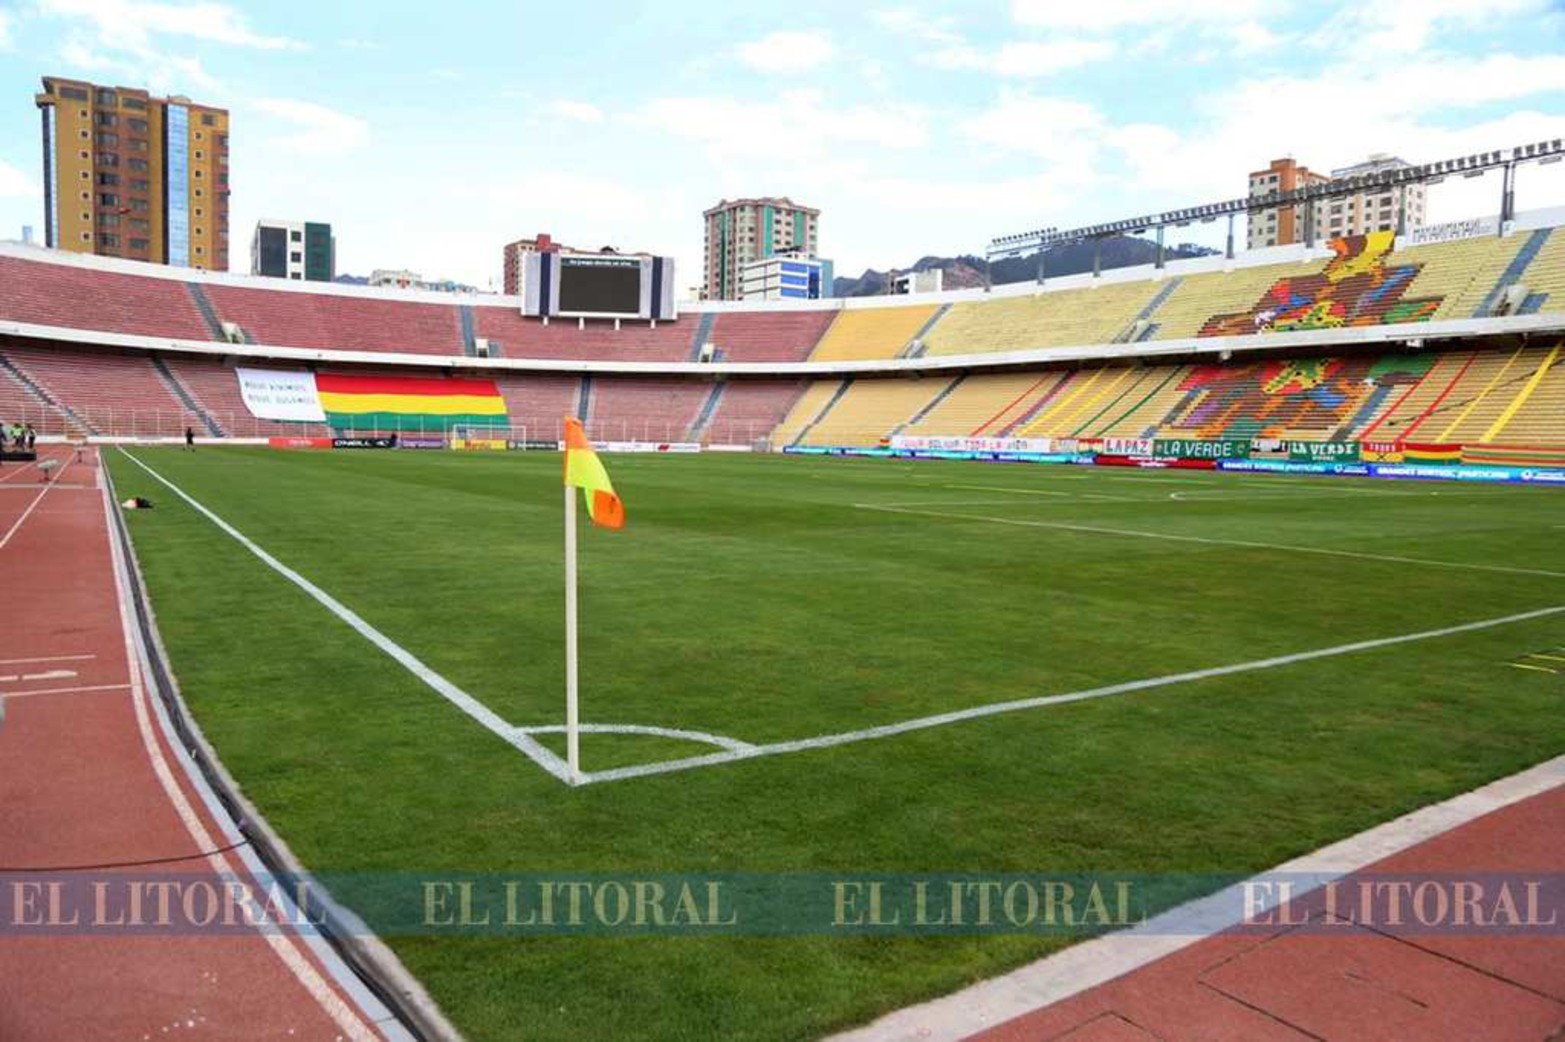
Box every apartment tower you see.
[35,76,229,270]
[703,197,819,301]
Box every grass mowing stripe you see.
[117,448,574,784]
[580,601,1565,785]
[854,503,1565,580]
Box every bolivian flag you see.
[564,417,625,529]
[316,373,508,431]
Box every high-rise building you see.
[251,220,334,281]
[1324,154,1428,239]
[1247,154,1428,250]
[503,233,562,296]
[703,197,819,301]
[1246,158,1329,250]
[35,76,229,270]
[738,256,834,301]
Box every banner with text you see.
[237,368,326,423]
[1152,439,1251,460]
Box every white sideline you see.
[828,752,1565,1042]
[574,602,1565,785]
[116,449,575,784]
[516,723,757,753]
[854,503,1565,580]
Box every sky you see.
[0,0,1563,293]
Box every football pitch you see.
[106,447,1565,1041]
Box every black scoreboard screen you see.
[557,256,643,316]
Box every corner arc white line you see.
[578,602,1565,785]
[516,723,756,753]
[853,502,1565,580]
[115,449,573,784]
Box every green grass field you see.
[106,447,1565,1041]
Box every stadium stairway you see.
[900,304,951,358]
[783,379,853,446]
[0,351,89,435]
[576,375,594,424]
[689,383,725,441]
[1114,277,1182,342]
[1473,229,1552,317]
[687,312,718,362]
[459,306,478,355]
[151,357,223,436]
[1523,228,1565,312]
[185,283,228,341]
[892,375,965,436]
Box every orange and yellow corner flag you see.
[563,417,625,530]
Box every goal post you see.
[448,424,545,451]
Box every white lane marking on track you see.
[99,473,384,1041]
[516,723,756,753]
[0,456,74,550]
[853,503,1565,580]
[0,653,95,666]
[0,682,131,700]
[117,449,573,783]
[0,669,77,683]
[579,602,1565,785]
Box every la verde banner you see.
[1153,439,1250,460]
[1289,441,1360,463]
[234,370,510,431]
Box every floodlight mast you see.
[984,137,1565,264]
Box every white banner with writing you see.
[236,368,325,423]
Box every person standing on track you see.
[25,423,36,452]
[184,425,195,452]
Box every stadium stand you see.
[807,304,938,361]
[587,377,712,442]
[204,285,465,356]
[0,255,212,341]
[1148,264,1316,340]
[705,310,837,363]
[898,372,1063,438]
[490,374,583,440]
[1088,366,1191,438]
[797,377,954,447]
[922,279,1163,356]
[2,346,193,436]
[700,380,807,446]
[1384,235,1527,320]
[1436,343,1561,442]
[771,380,847,446]
[1523,229,1565,312]
[161,356,304,438]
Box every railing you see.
[0,404,775,448]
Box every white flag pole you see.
[564,483,581,784]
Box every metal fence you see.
[0,403,776,448]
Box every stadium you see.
[2,11,1565,1042]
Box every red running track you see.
[0,446,396,1040]
[970,784,1565,1042]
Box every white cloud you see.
[1010,0,1271,29]
[0,160,36,198]
[734,30,835,74]
[930,39,1117,77]
[0,10,14,49]
[58,32,219,92]
[339,37,377,50]
[1310,0,1557,55]
[253,99,370,154]
[644,89,927,162]
[545,99,604,123]
[871,8,963,45]
[36,0,300,50]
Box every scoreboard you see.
[521,253,677,321]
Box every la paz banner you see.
[236,369,508,431]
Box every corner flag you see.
[563,417,625,529]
